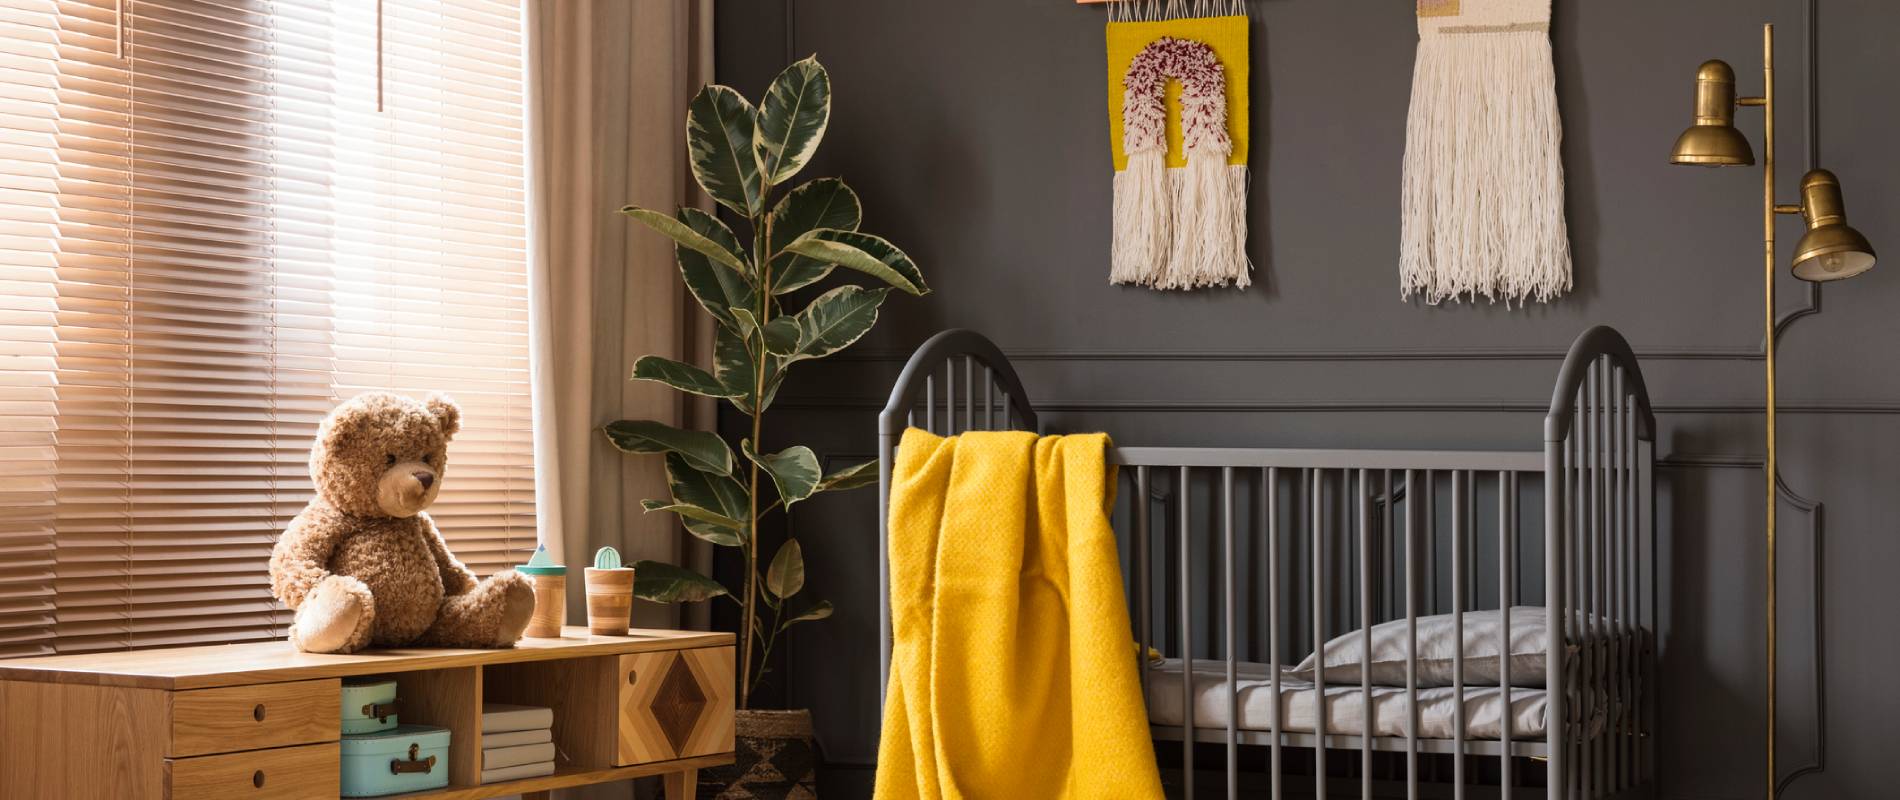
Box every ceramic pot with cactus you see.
[585,547,635,636]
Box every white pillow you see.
[1287,606,1600,688]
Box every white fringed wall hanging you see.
[1400,0,1571,305]
[1107,0,1251,290]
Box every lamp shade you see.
[1791,169,1877,281]
[1670,60,1755,166]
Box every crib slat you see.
[988,366,1003,429]
[1311,469,1327,799]
[1573,385,1586,800]
[1618,368,1634,790]
[1223,467,1238,800]
[1385,470,1396,621]
[1358,469,1373,800]
[1137,467,1152,707]
[1589,361,1604,799]
[1621,375,1638,792]
[1452,470,1467,798]
[1596,359,1611,790]
[944,361,956,435]
[1426,471,1438,615]
[962,356,974,434]
[1179,466,1194,800]
[1499,471,1515,800]
[1264,467,1283,800]
[1548,416,1570,799]
[1641,440,1658,785]
[1405,469,1421,800]
[1584,363,1596,800]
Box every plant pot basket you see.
[697,709,819,799]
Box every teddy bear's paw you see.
[494,572,535,645]
[291,575,374,653]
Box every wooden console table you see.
[0,627,735,799]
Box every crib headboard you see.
[1541,324,1659,793]
[873,325,1660,796]
[875,329,1040,699]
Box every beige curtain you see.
[529,0,717,631]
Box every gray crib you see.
[876,326,1658,799]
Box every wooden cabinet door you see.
[615,646,734,766]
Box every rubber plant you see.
[606,56,926,709]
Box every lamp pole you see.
[1751,25,1780,800]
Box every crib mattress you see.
[1146,659,1611,741]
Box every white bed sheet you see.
[1145,659,1611,741]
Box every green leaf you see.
[602,420,733,474]
[716,326,780,416]
[754,56,831,186]
[817,459,878,493]
[621,206,749,276]
[743,442,822,509]
[782,600,834,628]
[686,85,764,216]
[673,208,756,329]
[786,285,888,363]
[632,560,730,604]
[764,539,805,600]
[663,452,749,544]
[767,179,861,294]
[730,307,761,339]
[761,316,802,356]
[630,356,738,399]
[640,500,744,546]
[782,229,928,295]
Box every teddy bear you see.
[268,392,535,654]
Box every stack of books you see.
[480,703,556,783]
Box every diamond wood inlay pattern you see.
[650,655,708,754]
[617,646,735,767]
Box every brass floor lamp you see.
[1668,22,1877,800]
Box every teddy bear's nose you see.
[413,471,434,491]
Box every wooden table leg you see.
[663,767,698,800]
[522,792,552,800]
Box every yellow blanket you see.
[876,429,1162,800]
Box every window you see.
[0,0,533,657]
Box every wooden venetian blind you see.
[0,0,533,657]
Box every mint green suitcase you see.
[338,724,451,797]
[340,677,399,735]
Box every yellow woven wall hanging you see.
[1106,0,1251,290]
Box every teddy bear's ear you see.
[425,393,462,439]
[318,409,364,454]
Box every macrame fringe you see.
[1111,148,1170,285]
[1158,157,1248,290]
[1400,29,1570,306]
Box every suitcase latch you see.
[361,699,400,723]
[390,743,437,775]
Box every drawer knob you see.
[252,703,267,722]
[628,669,638,685]
[252,769,265,789]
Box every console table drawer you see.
[164,742,338,799]
[170,679,340,757]
[616,646,734,766]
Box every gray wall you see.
[715,1,1900,797]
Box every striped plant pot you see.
[698,709,818,799]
